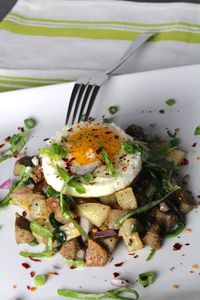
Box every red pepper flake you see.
[43,138,49,141]
[29,257,41,262]
[170,267,175,271]
[182,158,189,166]
[47,271,59,276]
[114,262,124,267]
[197,195,200,199]
[185,243,190,246]
[159,109,165,114]
[12,285,17,289]
[134,254,139,259]
[190,271,195,274]
[113,272,120,278]
[175,128,180,132]
[197,157,200,161]
[191,142,197,147]
[27,286,37,292]
[22,262,31,269]
[0,143,5,148]
[173,243,182,251]
[30,271,35,278]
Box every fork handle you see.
[106,32,157,75]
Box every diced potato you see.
[77,203,110,227]
[119,218,143,253]
[105,209,128,229]
[29,198,49,222]
[166,149,185,166]
[60,222,81,241]
[55,206,74,224]
[99,194,118,207]
[100,236,118,253]
[115,187,137,210]
[11,193,45,212]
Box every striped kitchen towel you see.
[0,0,200,92]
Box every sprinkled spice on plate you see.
[114,262,124,267]
[173,243,182,251]
[21,262,31,269]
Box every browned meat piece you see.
[31,166,44,183]
[100,236,118,253]
[85,239,108,267]
[152,207,177,232]
[15,213,35,244]
[60,238,79,259]
[175,189,196,214]
[125,124,145,141]
[143,224,161,249]
[46,197,60,213]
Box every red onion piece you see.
[0,179,12,189]
[93,229,117,239]
[110,278,129,287]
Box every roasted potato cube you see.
[115,187,137,210]
[11,193,46,212]
[105,209,128,229]
[60,238,79,259]
[99,194,118,208]
[85,239,108,267]
[60,222,81,241]
[166,149,185,166]
[100,236,118,253]
[119,218,143,253]
[29,198,49,223]
[77,203,110,227]
[15,213,35,244]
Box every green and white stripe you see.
[1,0,200,93]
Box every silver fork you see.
[65,32,157,125]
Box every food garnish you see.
[165,99,176,106]
[34,274,47,286]
[194,125,200,136]
[138,271,156,287]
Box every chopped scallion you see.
[24,118,36,129]
[138,271,156,287]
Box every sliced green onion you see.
[108,106,119,115]
[80,172,94,184]
[146,248,157,261]
[115,186,180,228]
[30,221,53,238]
[194,125,200,136]
[57,287,139,299]
[130,223,139,233]
[24,118,36,129]
[101,147,116,177]
[56,165,70,182]
[138,272,156,287]
[102,118,111,124]
[165,99,176,106]
[34,274,47,286]
[39,144,67,161]
[28,240,39,247]
[68,179,86,194]
[67,259,85,268]
[121,141,144,155]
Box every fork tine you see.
[84,85,100,121]
[72,84,87,124]
[65,83,80,124]
[78,84,93,122]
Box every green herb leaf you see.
[165,99,176,106]
[30,221,53,238]
[194,126,200,136]
[44,186,60,198]
[108,105,119,115]
[102,118,111,124]
[130,223,139,233]
[101,147,117,177]
[39,143,67,161]
[138,271,156,287]
[67,259,85,268]
[24,118,36,129]
[28,240,39,247]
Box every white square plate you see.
[1,64,200,300]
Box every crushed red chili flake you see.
[159,109,165,114]
[134,255,139,259]
[0,143,5,148]
[29,257,41,262]
[175,128,180,132]
[47,271,59,276]
[185,243,190,246]
[197,157,200,161]
[191,142,197,147]
[22,262,31,269]
[30,271,35,278]
[182,158,189,166]
[27,286,37,292]
[43,138,49,141]
[114,262,124,267]
[113,272,120,278]
[197,195,200,199]
[173,243,182,251]
[12,285,17,289]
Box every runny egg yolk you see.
[67,124,123,165]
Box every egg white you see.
[41,122,142,197]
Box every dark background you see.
[0,0,200,21]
